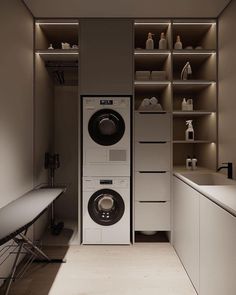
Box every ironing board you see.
[0,187,66,295]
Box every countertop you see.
[173,167,236,217]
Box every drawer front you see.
[135,142,171,171]
[135,112,171,141]
[135,201,170,231]
[135,172,170,201]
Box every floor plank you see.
[5,243,196,295]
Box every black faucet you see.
[217,162,233,179]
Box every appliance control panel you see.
[83,177,129,189]
[84,97,129,109]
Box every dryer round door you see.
[88,109,125,146]
[88,189,125,226]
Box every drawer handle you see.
[138,112,167,114]
[138,141,167,144]
[139,201,167,203]
[139,171,167,174]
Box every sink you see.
[181,172,236,185]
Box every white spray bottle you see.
[185,120,194,141]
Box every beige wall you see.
[0,0,33,285]
[218,0,236,179]
[0,0,33,207]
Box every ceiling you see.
[23,0,231,18]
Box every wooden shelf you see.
[36,49,79,61]
[134,49,170,55]
[173,140,213,144]
[172,49,216,55]
[134,110,167,114]
[173,81,215,92]
[173,111,214,116]
[135,81,170,86]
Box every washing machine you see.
[82,177,130,244]
[82,96,131,177]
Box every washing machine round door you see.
[88,109,125,146]
[88,189,125,226]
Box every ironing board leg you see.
[4,229,28,295]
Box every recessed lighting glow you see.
[134,51,170,55]
[173,81,215,85]
[134,22,171,25]
[134,81,170,85]
[173,22,216,25]
[36,22,79,25]
[173,51,216,55]
[36,52,78,55]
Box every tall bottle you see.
[159,32,167,49]
[174,35,183,49]
[182,98,187,111]
[146,32,154,50]
[185,120,194,141]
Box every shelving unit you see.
[35,20,79,50]
[171,20,217,169]
[35,20,79,86]
[134,21,174,241]
[133,19,217,240]
[134,19,217,170]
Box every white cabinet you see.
[173,176,200,293]
[200,197,236,295]
[135,142,171,171]
[135,172,170,201]
[173,175,236,295]
[135,201,170,231]
[135,112,171,141]
[134,113,171,232]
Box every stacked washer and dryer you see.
[82,96,131,244]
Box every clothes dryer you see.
[82,96,131,177]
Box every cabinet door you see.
[135,142,171,171]
[173,177,200,293]
[135,172,170,201]
[80,19,133,95]
[135,112,171,141]
[135,201,170,231]
[200,197,236,295]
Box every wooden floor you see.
[3,243,196,295]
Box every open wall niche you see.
[35,19,79,86]
[34,19,79,245]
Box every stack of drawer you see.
[134,111,171,231]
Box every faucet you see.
[217,162,233,179]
